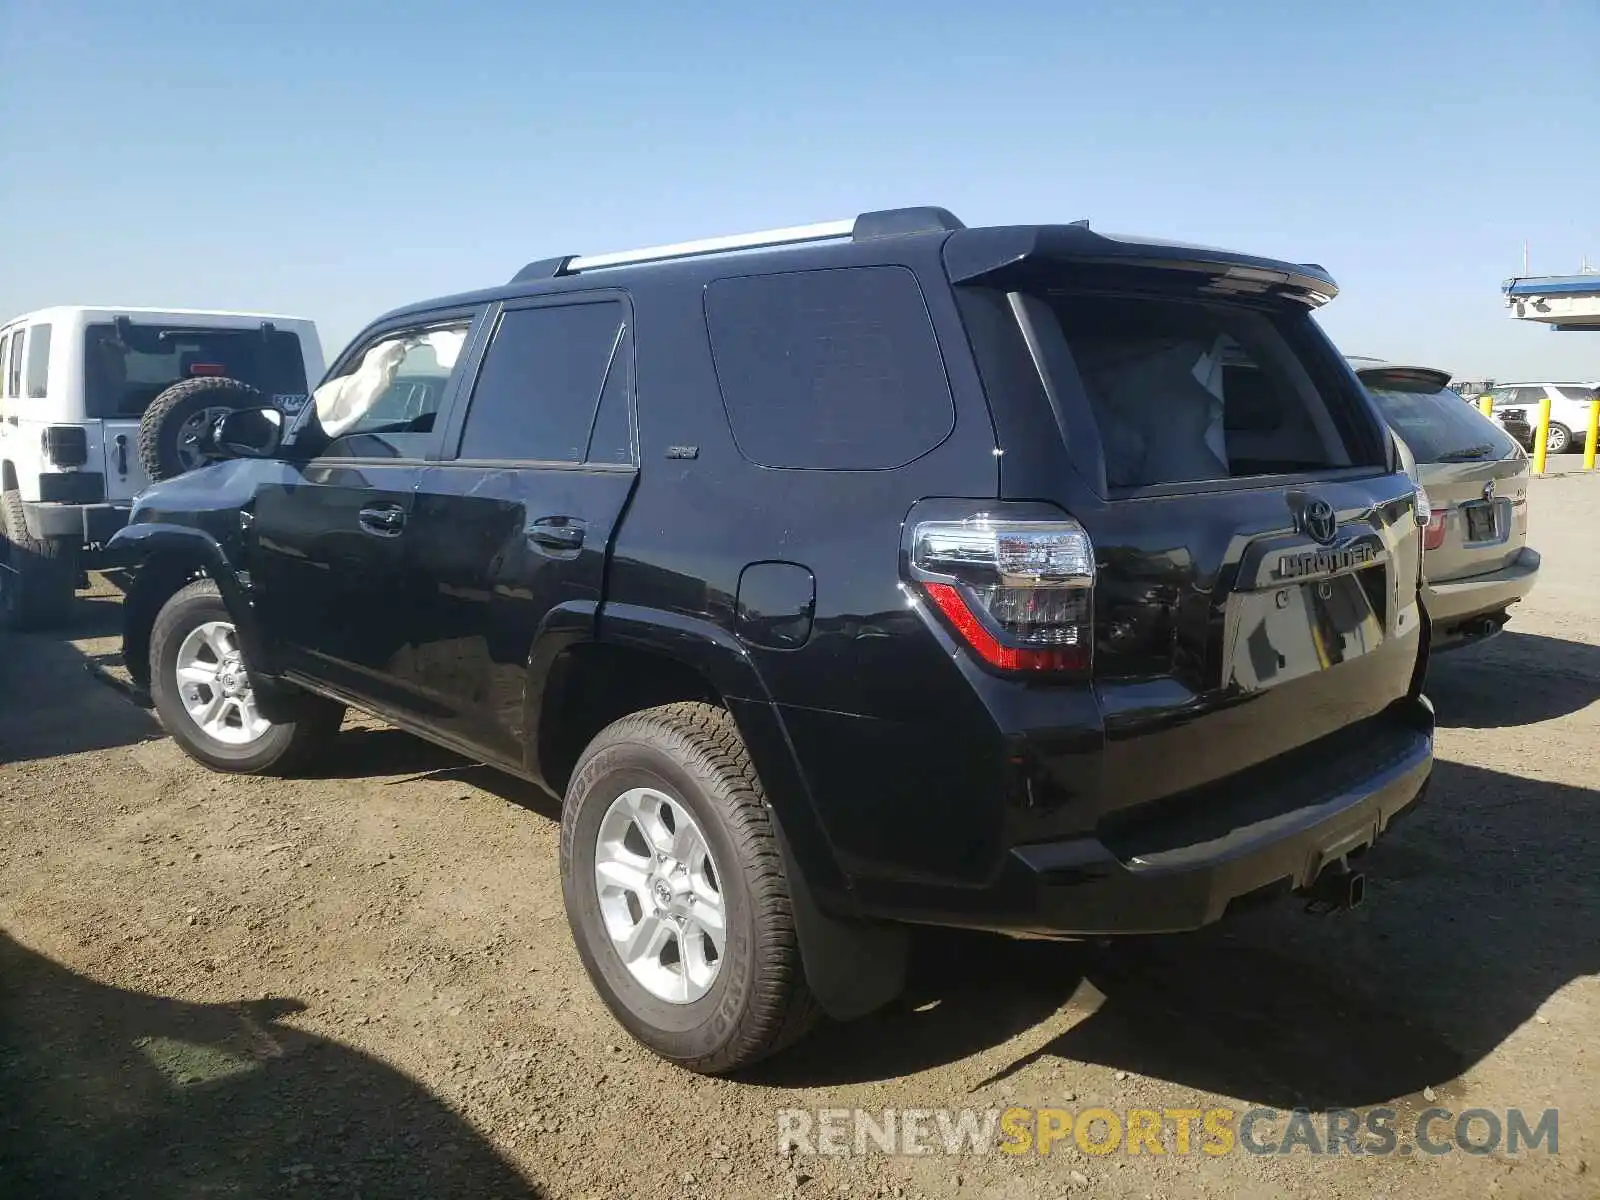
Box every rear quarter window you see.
[24,324,51,398]
[704,265,955,470]
[5,330,24,398]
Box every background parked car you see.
[1351,357,1539,649]
[1483,381,1598,454]
[0,307,323,629]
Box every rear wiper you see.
[1435,444,1494,462]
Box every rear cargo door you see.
[993,283,1425,814]
[82,320,313,499]
[99,417,150,502]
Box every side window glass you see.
[5,330,25,399]
[705,266,955,470]
[24,324,52,398]
[1514,387,1548,407]
[0,334,10,399]
[301,322,471,459]
[586,328,634,464]
[457,301,626,463]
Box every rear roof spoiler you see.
[1353,364,1453,392]
[943,225,1339,306]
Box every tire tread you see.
[568,701,820,1072]
[0,487,75,630]
[149,578,341,774]
[137,376,264,482]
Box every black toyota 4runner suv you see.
[109,207,1433,1073]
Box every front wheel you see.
[560,702,820,1073]
[1546,422,1573,455]
[148,579,342,774]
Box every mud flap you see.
[772,819,908,1021]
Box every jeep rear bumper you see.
[23,501,130,546]
[853,698,1433,937]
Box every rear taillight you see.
[1413,485,1446,550]
[41,425,88,468]
[909,516,1095,673]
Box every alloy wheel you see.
[593,786,726,1004]
[174,620,271,745]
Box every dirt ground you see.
[2,474,1597,1200]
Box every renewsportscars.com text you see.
[776,1105,1559,1159]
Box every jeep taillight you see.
[41,425,88,468]
[909,517,1095,673]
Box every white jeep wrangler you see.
[0,306,323,629]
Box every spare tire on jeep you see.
[138,376,266,482]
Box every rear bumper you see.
[1424,546,1540,641]
[22,501,131,545]
[856,699,1433,937]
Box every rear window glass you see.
[705,266,954,470]
[1363,377,1518,463]
[1038,293,1364,488]
[458,301,627,463]
[83,322,308,418]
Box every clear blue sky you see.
[2,0,1596,379]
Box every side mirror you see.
[215,406,283,459]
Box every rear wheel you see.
[0,488,76,631]
[149,579,342,774]
[560,702,820,1073]
[1546,422,1573,454]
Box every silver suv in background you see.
[1352,358,1539,649]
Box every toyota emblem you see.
[1301,498,1338,545]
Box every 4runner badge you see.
[1276,541,1376,581]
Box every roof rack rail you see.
[508,206,964,283]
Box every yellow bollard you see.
[1585,399,1598,471]
[1533,395,1552,475]
[1479,394,1495,418]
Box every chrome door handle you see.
[358,504,406,536]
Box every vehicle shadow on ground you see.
[0,600,161,766]
[310,726,564,821]
[0,930,540,1199]
[752,758,1599,1110]
[1428,631,1600,728]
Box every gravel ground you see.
[2,473,1597,1200]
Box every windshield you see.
[83,323,309,418]
[1363,377,1518,462]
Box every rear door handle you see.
[527,516,585,552]
[358,504,406,537]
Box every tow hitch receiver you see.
[1299,859,1365,914]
